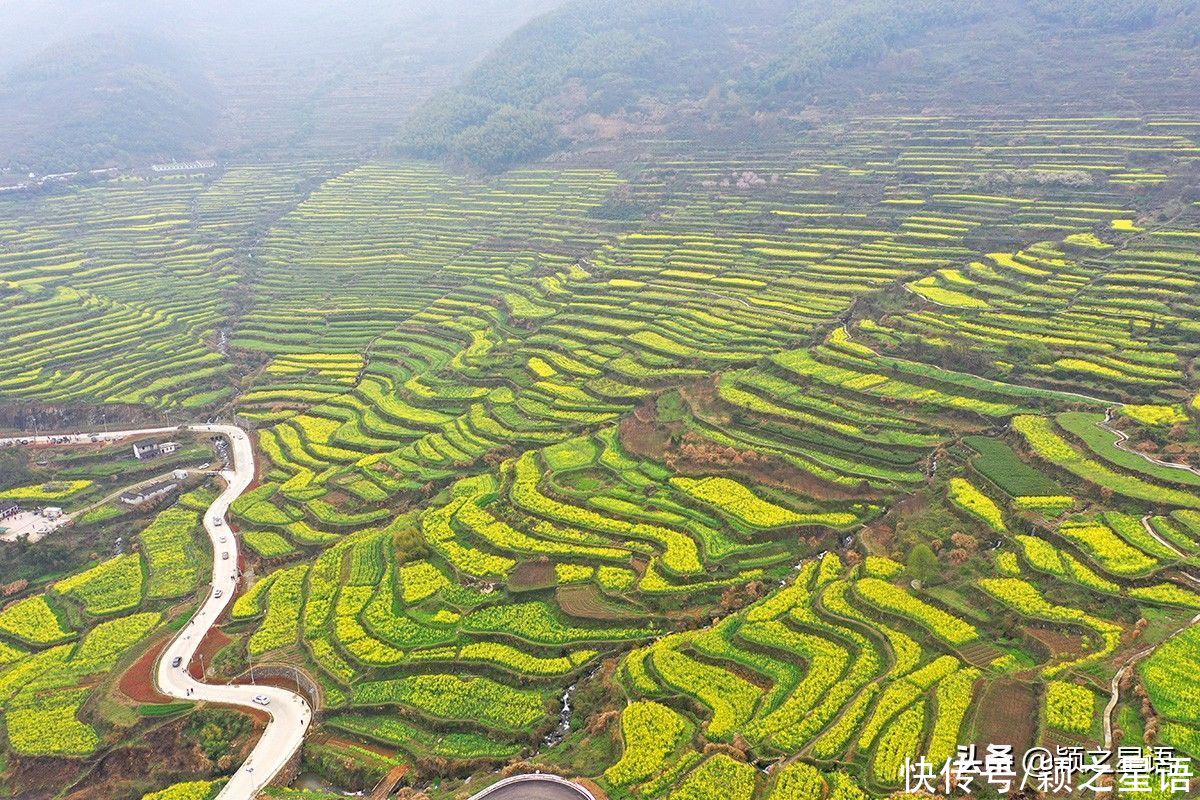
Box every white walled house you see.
[132,441,180,460]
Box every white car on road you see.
[6,423,313,800]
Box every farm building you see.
[120,482,179,506]
[132,440,179,460]
[0,501,17,521]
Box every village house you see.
[120,482,179,506]
[132,440,180,460]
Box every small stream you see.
[542,682,577,748]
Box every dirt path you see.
[1103,645,1154,750]
[1140,514,1187,559]
[1100,409,1200,478]
[367,764,410,800]
[1104,612,1200,749]
[68,465,217,522]
[1099,417,1200,749]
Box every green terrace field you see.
[4,114,1200,798]
[0,483,212,765]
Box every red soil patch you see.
[859,525,894,556]
[188,627,231,680]
[119,637,173,704]
[619,407,870,503]
[557,584,643,621]
[509,560,556,591]
[121,624,234,702]
[1026,627,1087,663]
[958,640,1005,669]
[973,678,1037,755]
[620,407,672,456]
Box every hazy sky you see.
[0,0,568,167]
[0,1,566,72]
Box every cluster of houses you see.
[1,437,200,537]
[150,160,217,173]
[0,500,62,529]
[124,440,187,506]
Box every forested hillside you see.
[403,0,1200,169]
[6,0,1197,172]
[0,33,217,171]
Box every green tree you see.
[906,543,941,585]
[184,709,251,762]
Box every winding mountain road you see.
[0,424,311,800]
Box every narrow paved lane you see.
[1,424,311,800]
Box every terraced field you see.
[4,114,1200,798]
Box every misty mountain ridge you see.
[0,0,564,172]
[0,32,216,172]
[2,0,1199,173]
[400,0,1200,170]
